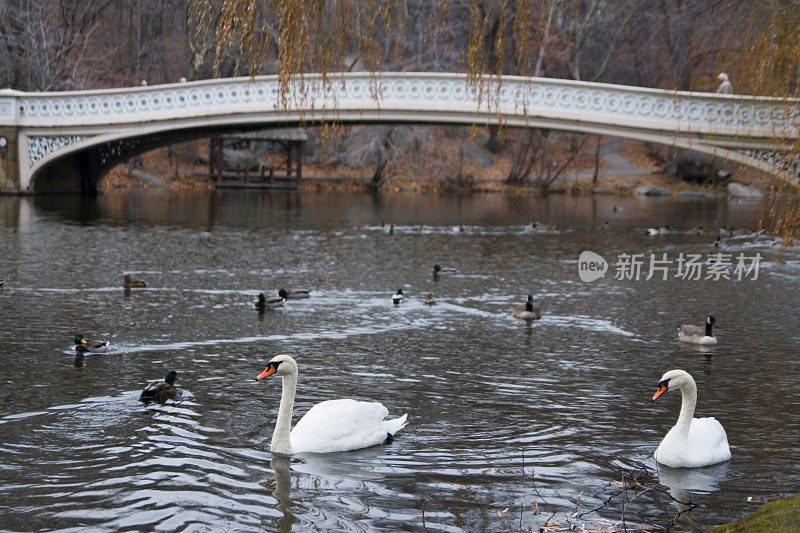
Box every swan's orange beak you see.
[652,384,668,401]
[256,365,277,380]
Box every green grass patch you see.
[708,493,800,533]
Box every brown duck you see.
[140,370,181,405]
[123,274,146,289]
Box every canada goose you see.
[140,370,182,405]
[652,369,730,467]
[678,315,717,345]
[74,333,110,353]
[278,288,310,299]
[122,274,146,289]
[512,295,542,320]
[256,355,407,454]
[256,293,284,310]
[391,289,404,305]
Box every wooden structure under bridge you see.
[209,129,307,189]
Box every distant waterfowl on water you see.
[530,221,555,230]
[646,226,669,236]
[423,294,437,306]
[432,264,458,275]
[256,293,284,310]
[678,315,717,345]
[652,369,731,468]
[256,354,407,455]
[391,289,404,305]
[74,333,110,353]
[279,288,310,299]
[513,295,541,321]
[122,274,146,289]
[140,370,182,405]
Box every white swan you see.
[256,354,408,455]
[652,369,731,468]
[678,315,717,345]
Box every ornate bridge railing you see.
[0,72,798,192]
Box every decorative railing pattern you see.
[739,149,800,177]
[3,73,799,140]
[28,135,87,166]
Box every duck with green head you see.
[256,293,284,310]
[278,288,310,300]
[140,370,182,405]
[74,333,110,353]
[432,264,458,276]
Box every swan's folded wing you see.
[290,399,394,453]
[689,417,731,463]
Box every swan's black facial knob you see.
[652,378,670,402]
[256,361,282,381]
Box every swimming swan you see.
[652,369,731,468]
[256,354,407,455]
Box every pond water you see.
[0,191,797,532]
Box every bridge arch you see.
[1,72,797,193]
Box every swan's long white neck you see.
[674,378,697,437]
[271,370,297,456]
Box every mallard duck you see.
[278,288,310,300]
[122,274,146,289]
[140,370,182,405]
[512,295,542,321]
[432,264,458,275]
[74,333,110,353]
[678,315,717,345]
[391,289,404,305]
[423,294,437,306]
[531,222,555,230]
[256,293,284,310]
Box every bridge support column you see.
[0,128,20,194]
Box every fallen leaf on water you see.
[497,507,510,518]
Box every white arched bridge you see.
[0,72,798,193]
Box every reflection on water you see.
[271,456,295,533]
[657,462,730,529]
[0,190,798,531]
